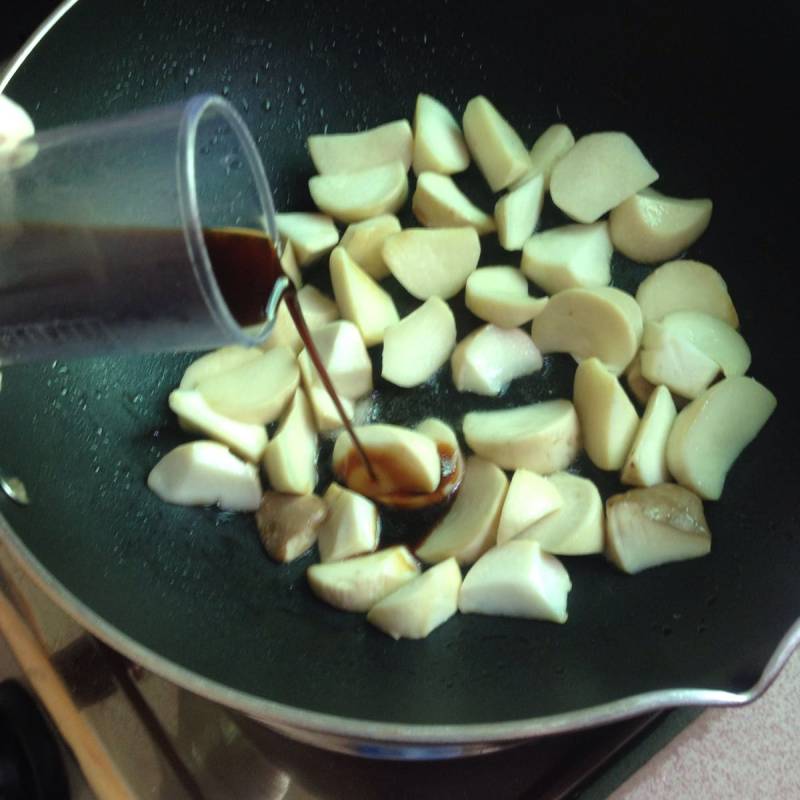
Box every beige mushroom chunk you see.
[458,540,571,623]
[168,390,268,463]
[635,260,739,328]
[513,472,604,556]
[262,390,318,495]
[550,132,659,223]
[317,486,379,562]
[412,172,496,234]
[496,470,563,545]
[462,96,532,192]
[382,227,480,300]
[296,285,339,328]
[527,123,575,189]
[308,120,413,174]
[415,457,508,566]
[412,94,470,175]
[495,174,544,252]
[147,441,262,511]
[279,240,302,289]
[275,212,340,267]
[531,287,643,375]
[382,298,456,387]
[520,222,613,295]
[624,353,656,407]
[179,345,262,390]
[256,303,302,355]
[573,358,640,471]
[451,324,543,396]
[621,385,677,487]
[465,267,547,327]
[609,188,713,263]
[666,376,777,500]
[329,247,399,346]
[300,320,373,399]
[297,351,356,432]
[255,491,327,563]
[463,399,580,473]
[309,161,408,224]
[196,347,299,425]
[0,95,34,156]
[339,214,401,280]
[307,546,420,613]
[367,558,462,640]
[606,484,711,574]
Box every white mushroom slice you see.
[606,484,711,574]
[301,320,372,399]
[298,357,355,432]
[415,457,508,566]
[309,161,408,224]
[0,95,35,156]
[255,492,327,563]
[462,96,531,192]
[296,285,339,328]
[465,267,547,327]
[639,321,719,400]
[279,240,302,289]
[412,93,470,175]
[179,345,262,390]
[382,227,480,300]
[339,214,401,280]
[307,546,420,613]
[659,311,750,378]
[308,120,413,174]
[415,417,460,455]
[147,441,261,511]
[458,540,571,623]
[382,298,456,387]
[262,390,318,495]
[609,188,713,263]
[329,247,399,346]
[496,470,563,545]
[275,212,340,267]
[635,260,739,328]
[625,353,656,407]
[367,558,462,640]
[527,124,575,189]
[666,376,777,500]
[463,399,580,473]
[451,324,542,396]
[196,347,299,425]
[316,486,379,562]
[550,132,659,223]
[257,303,302,355]
[621,385,677,487]
[495,173,544,251]
[573,358,640,471]
[412,172,495,234]
[531,287,643,375]
[520,222,613,295]
[168,390,268,463]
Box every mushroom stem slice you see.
[255,491,327,563]
[495,173,545,251]
[621,385,677,487]
[301,320,373,400]
[296,285,340,328]
[298,352,356,432]
[465,267,547,328]
[179,345,262,390]
[496,470,563,545]
[279,240,303,289]
[624,353,656,407]
[308,120,412,174]
[527,123,575,189]
[339,214,401,280]
[276,212,340,267]
[412,94,470,175]
[412,172,496,234]
[317,486,379,563]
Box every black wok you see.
[1,0,799,756]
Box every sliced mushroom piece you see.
[367,558,462,640]
[329,246,399,346]
[465,267,547,328]
[297,351,356,432]
[168,390,268,463]
[382,297,456,387]
[520,222,613,295]
[462,96,532,192]
[317,486,379,562]
[609,188,713,263]
[196,347,299,425]
[531,287,643,375]
[308,120,413,174]
[309,161,409,224]
[300,320,373,400]
[412,93,470,175]
[262,389,317,495]
[495,173,544,251]
[606,484,711,574]
[666,376,777,500]
[463,399,580,474]
[339,214,401,280]
[256,302,302,355]
[550,132,659,224]
[621,385,677,487]
[635,260,739,328]
[458,540,571,623]
[279,239,302,289]
[382,227,480,300]
[496,470,563,545]
[0,95,35,156]
[527,123,575,189]
[415,457,508,566]
[451,324,543,396]
[147,441,262,511]
[275,212,340,267]
[573,357,640,471]
[625,352,656,407]
[179,345,262,390]
[307,546,420,613]
[296,284,339,328]
[412,172,495,234]
[255,491,327,563]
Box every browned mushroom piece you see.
[255,491,328,563]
